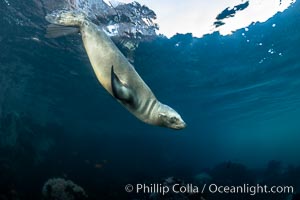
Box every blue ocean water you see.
[1,0,300,199]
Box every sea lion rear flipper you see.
[45,24,79,38]
[111,66,134,105]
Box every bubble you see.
[268,49,275,54]
[259,58,265,64]
[4,0,10,6]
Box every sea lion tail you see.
[45,10,86,38]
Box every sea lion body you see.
[45,10,186,129]
[80,22,158,124]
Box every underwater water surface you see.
[1,0,300,199]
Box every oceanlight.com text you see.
[207,183,294,196]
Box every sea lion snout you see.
[174,120,187,130]
[169,117,186,130]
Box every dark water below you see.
[1,0,300,199]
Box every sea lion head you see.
[158,104,186,130]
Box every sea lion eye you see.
[170,117,177,123]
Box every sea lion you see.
[45,10,186,130]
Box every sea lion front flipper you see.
[111,66,135,105]
[45,24,79,38]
